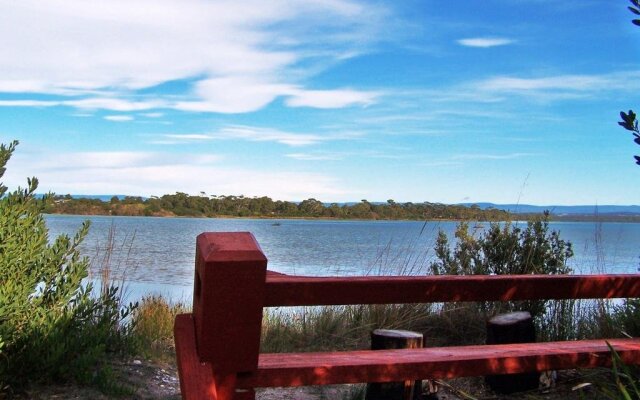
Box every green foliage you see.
[629,0,640,26]
[48,192,513,221]
[612,298,640,338]
[598,343,640,399]
[430,214,573,318]
[619,2,640,165]
[619,110,640,165]
[0,141,134,393]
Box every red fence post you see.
[192,232,268,398]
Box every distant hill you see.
[459,203,640,215]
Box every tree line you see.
[46,193,511,221]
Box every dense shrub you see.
[429,215,574,335]
[612,299,640,338]
[0,141,134,393]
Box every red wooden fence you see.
[174,232,640,400]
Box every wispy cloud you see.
[391,71,640,108]
[457,37,514,48]
[0,0,388,114]
[419,160,463,168]
[453,152,538,160]
[215,126,325,146]
[152,123,367,150]
[163,134,213,141]
[0,100,58,107]
[7,149,349,200]
[472,71,640,98]
[286,152,344,161]
[140,112,164,118]
[285,88,380,109]
[154,126,334,147]
[19,151,221,171]
[104,115,134,122]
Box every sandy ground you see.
[16,360,606,400]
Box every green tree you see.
[0,141,133,392]
[430,214,573,318]
[619,1,640,164]
[619,110,640,165]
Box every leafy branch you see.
[629,0,640,26]
[618,110,640,165]
[619,0,640,165]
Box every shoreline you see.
[44,211,640,223]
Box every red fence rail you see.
[174,232,640,400]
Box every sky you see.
[0,0,639,205]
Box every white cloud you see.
[175,78,293,114]
[285,88,380,108]
[140,112,164,118]
[403,71,640,105]
[453,153,537,160]
[68,98,163,111]
[104,115,134,122]
[286,153,343,161]
[5,149,348,201]
[163,134,213,141]
[457,37,515,48]
[474,71,640,95]
[22,151,213,170]
[0,97,164,112]
[55,152,157,169]
[0,0,386,113]
[0,100,58,107]
[154,125,362,147]
[214,126,326,146]
[477,76,601,92]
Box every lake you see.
[44,215,640,302]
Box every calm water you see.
[44,215,640,302]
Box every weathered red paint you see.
[237,339,640,388]
[264,274,640,306]
[174,313,217,400]
[175,232,640,400]
[193,232,267,373]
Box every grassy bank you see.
[120,216,640,398]
[125,294,638,399]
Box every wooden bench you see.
[174,232,640,399]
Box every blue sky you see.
[0,0,639,205]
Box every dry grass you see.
[130,295,190,360]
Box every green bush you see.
[429,214,574,337]
[612,299,640,338]
[0,141,134,393]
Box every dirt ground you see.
[16,360,608,400]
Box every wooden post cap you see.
[371,329,423,339]
[192,232,268,373]
[486,311,538,394]
[488,311,531,326]
[367,329,424,400]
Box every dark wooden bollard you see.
[366,329,423,400]
[486,311,539,394]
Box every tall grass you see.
[89,225,190,361]
[129,295,189,360]
[261,304,436,353]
